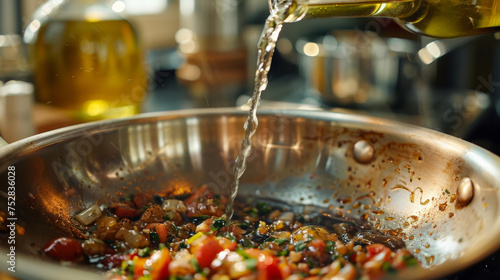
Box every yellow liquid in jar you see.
[286,0,500,37]
[31,19,147,121]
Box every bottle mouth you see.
[268,0,308,23]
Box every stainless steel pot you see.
[1,108,500,280]
[297,31,419,108]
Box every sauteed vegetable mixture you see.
[43,185,418,280]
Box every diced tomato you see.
[114,206,141,218]
[257,255,284,280]
[366,244,391,262]
[133,192,155,209]
[150,248,171,280]
[185,184,210,205]
[101,253,131,269]
[217,237,237,251]
[391,249,412,270]
[308,239,325,253]
[145,223,168,243]
[43,237,83,261]
[191,235,224,268]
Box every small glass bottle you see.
[24,0,147,122]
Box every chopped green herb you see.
[246,208,259,216]
[105,239,119,250]
[138,247,150,257]
[445,189,450,194]
[256,202,272,215]
[190,258,201,272]
[120,196,131,202]
[122,260,135,276]
[150,228,160,246]
[299,271,309,278]
[169,276,185,280]
[403,256,418,267]
[236,247,250,259]
[179,242,188,249]
[239,238,255,248]
[171,224,179,234]
[295,241,307,251]
[211,217,227,231]
[244,258,258,270]
[225,233,236,241]
[277,249,289,256]
[382,261,391,271]
[238,221,251,229]
[266,236,276,242]
[325,241,335,252]
[190,215,210,225]
[275,238,288,246]
[305,255,316,268]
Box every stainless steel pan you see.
[1,108,500,280]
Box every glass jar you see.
[24,0,147,122]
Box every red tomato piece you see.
[133,192,155,209]
[114,206,141,218]
[184,185,210,205]
[101,253,131,269]
[391,249,412,270]
[366,244,391,262]
[191,235,224,268]
[366,244,386,260]
[43,237,83,261]
[217,237,237,251]
[307,239,325,253]
[257,255,284,280]
[145,223,168,243]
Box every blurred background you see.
[0,0,500,279]
[1,0,500,151]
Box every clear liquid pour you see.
[226,3,291,219]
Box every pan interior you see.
[1,109,500,279]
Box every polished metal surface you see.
[178,0,243,51]
[1,108,500,279]
[297,32,419,107]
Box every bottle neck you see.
[270,0,500,38]
[271,0,420,23]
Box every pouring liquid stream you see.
[226,3,293,219]
[225,0,500,218]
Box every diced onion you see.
[74,204,103,226]
[162,199,187,213]
[124,230,149,248]
[278,212,294,223]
